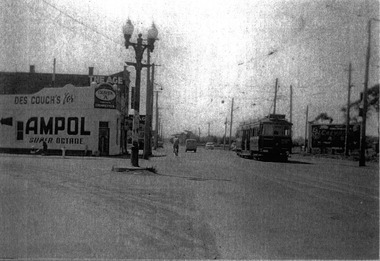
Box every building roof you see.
[0,70,125,95]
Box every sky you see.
[1,0,379,138]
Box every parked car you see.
[185,139,197,152]
[205,142,215,150]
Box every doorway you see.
[98,121,110,156]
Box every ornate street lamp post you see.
[123,19,158,167]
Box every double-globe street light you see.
[123,19,158,167]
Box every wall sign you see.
[89,75,123,85]
[94,83,116,109]
[14,92,74,105]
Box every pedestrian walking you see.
[173,136,179,156]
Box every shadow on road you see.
[154,172,232,182]
[283,160,313,165]
[258,159,313,165]
[113,169,158,176]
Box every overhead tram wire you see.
[40,0,122,47]
[23,0,128,72]
[25,0,123,49]
[25,3,80,39]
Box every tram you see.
[235,114,292,161]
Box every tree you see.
[341,83,379,121]
[367,84,379,113]
[311,112,333,124]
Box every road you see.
[0,145,378,259]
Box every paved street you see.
[0,146,378,259]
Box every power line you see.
[31,0,123,47]
[25,2,80,38]
[40,0,121,46]
[21,0,127,73]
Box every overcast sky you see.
[1,0,379,138]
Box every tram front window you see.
[262,124,290,136]
[284,126,290,136]
[262,124,273,136]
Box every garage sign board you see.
[311,124,360,149]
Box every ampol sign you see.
[94,83,116,109]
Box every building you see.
[0,65,128,95]
[0,66,132,156]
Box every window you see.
[262,124,291,136]
[262,124,273,136]
[273,125,282,136]
[284,127,290,136]
[99,121,109,128]
[253,127,259,136]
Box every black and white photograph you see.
[0,0,379,259]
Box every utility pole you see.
[151,64,162,150]
[153,69,161,150]
[208,122,211,137]
[143,51,152,159]
[154,90,159,149]
[290,85,293,138]
[123,66,130,154]
[229,97,234,149]
[345,63,352,156]
[148,63,155,155]
[304,105,309,152]
[52,58,56,87]
[159,120,161,139]
[273,78,278,115]
[223,117,227,150]
[159,119,163,140]
[359,19,376,166]
[198,127,201,141]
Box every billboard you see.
[311,124,360,149]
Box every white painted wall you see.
[0,84,121,155]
